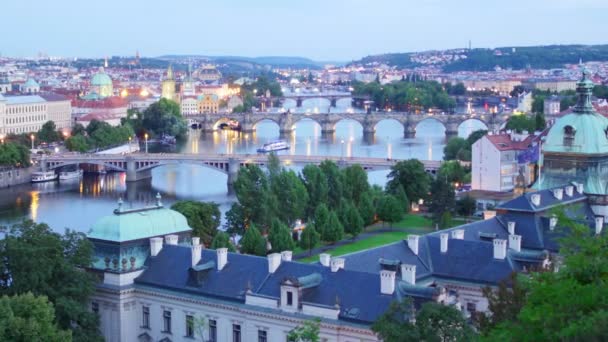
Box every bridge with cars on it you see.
[38,153,441,193]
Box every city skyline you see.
[2,0,608,61]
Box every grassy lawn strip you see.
[299,230,415,263]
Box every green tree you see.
[210,231,236,252]
[0,142,31,167]
[443,137,469,161]
[475,273,527,334]
[506,114,536,133]
[342,165,370,206]
[313,204,330,241]
[358,191,376,226]
[0,220,102,341]
[239,225,266,256]
[0,292,72,342]
[299,223,320,256]
[323,211,344,244]
[389,183,410,213]
[37,121,60,143]
[372,299,474,342]
[466,129,487,146]
[387,159,430,203]
[234,165,272,230]
[342,202,364,239]
[171,201,221,246]
[271,170,309,227]
[268,218,295,253]
[139,98,187,138]
[377,195,403,229]
[438,211,452,229]
[71,123,86,136]
[428,177,456,223]
[456,195,477,218]
[301,165,329,219]
[287,318,321,342]
[438,160,466,184]
[65,135,89,152]
[534,112,546,131]
[266,152,282,180]
[319,160,344,210]
[224,203,246,237]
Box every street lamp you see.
[340,139,345,159]
[144,133,148,153]
[128,136,132,153]
[30,134,35,150]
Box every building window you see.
[287,291,293,306]
[466,302,477,313]
[232,324,241,342]
[209,319,217,342]
[142,306,150,329]
[258,330,267,342]
[185,315,194,338]
[91,302,99,315]
[163,310,172,333]
[564,125,575,146]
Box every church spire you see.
[573,68,595,115]
[166,64,174,80]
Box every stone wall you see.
[0,167,33,188]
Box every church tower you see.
[161,64,176,102]
[181,63,196,97]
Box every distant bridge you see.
[38,153,441,193]
[274,93,352,108]
[190,111,509,139]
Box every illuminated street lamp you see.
[0,134,5,144]
[30,134,35,150]
[340,139,345,159]
[128,136,132,153]
[144,133,149,153]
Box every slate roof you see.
[497,185,586,212]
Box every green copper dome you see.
[543,69,608,155]
[23,78,39,89]
[91,68,112,86]
[88,200,191,242]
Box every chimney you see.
[330,258,345,272]
[576,183,584,194]
[267,253,281,273]
[407,235,419,255]
[380,270,396,295]
[191,243,202,267]
[150,237,163,257]
[217,248,228,271]
[507,221,516,235]
[451,229,464,240]
[509,234,521,252]
[320,253,331,267]
[165,234,178,245]
[565,185,574,197]
[440,233,449,253]
[549,216,558,230]
[281,251,292,262]
[530,194,541,206]
[192,237,200,246]
[401,264,416,285]
[595,217,604,235]
[553,188,563,200]
[493,239,507,260]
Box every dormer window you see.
[564,125,576,146]
[286,291,293,306]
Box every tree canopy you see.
[239,225,266,256]
[128,98,187,139]
[170,201,221,246]
[387,159,430,202]
[0,142,30,168]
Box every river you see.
[0,96,486,234]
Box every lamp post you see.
[128,136,132,153]
[340,139,345,160]
[144,133,148,154]
[30,134,35,150]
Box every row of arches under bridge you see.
[203,116,499,139]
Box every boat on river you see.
[59,169,83,181]
[257,140,290,153]
[31,171,58,183]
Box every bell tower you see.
[161,64,176,102]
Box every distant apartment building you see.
[544,95,561,115]
[0,93,72,135]
[460,79,521,94]
[527,79,577,92]
[39,93,72,130]
[472,132,538,192]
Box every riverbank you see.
[0,167,34,189]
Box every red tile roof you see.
[486,133,535,151]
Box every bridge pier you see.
[126,159,152,182]
[226,158,241,195]
[404,125,416,139]
[330,98,337,108]
[296,98,303,108]
[363,132,375,145]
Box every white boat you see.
[31,171,58,183]
[257,140,290,153]
[59,169,83,181]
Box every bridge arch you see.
[135,160,230,174]
[290,117,322,133]
[212,117,242,130]
[413,117,447,137]
[252,117,281,129]
[301,97,331,108]
[457,118,489,138]
[47,161,127,172]
[334,117,364,138]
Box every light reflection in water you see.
[29,191,39,221]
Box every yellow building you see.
[197,94,219,114]
[161,65,177,102]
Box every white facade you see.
[181,97,198,116]
[472,134,528,192]
[44,98,72,130]
[0,95,48,134]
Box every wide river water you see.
[0,97,486,234]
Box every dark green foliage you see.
[389,184,410,213]
[593,84,608,99]
[358,191,376,226]
[268,219,295,253]
[466,129,488,146]
[299,223,320,256]
[341,165,370,206]
[387,159,430,202]
[37,121,60,143]
[224,203,246,237]
[137,98,187,138]
[0,220,102,341]
[65,120,134,152]
[323,211,344,244]
[234,165,272,230]
[64,135,88,152]
[376,195,403,228]
[319,161,344,210]
[287,318,321,342]
[505,113,545,133]
[0,293,72,341]
[301,165,329,218]
[443,137,469,161]
[475,273,526,334]
[352,80,456,111]
[239,225,266,256]
[341,202,364,239]
[270,170,309,227]
[456,195,477,217]
[170,201,221,246]
[210,231,236,252]
[372,299,474,342]
[438,160,466,184]
[0,142,31,167]
[428,177,456,223]
[313,204,330,241]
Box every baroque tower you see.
[161,64,176,102]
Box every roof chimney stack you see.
[267,253,281,273]
[320,253,331,267]
[191,243,202,267]
[380,270,396,295]
[509,234,521,252]
[576,183,584,194]
[565,185,574,197]
[407,235,420,255]
[150,237,163,257]
[553,188,563,200]
[330,258,345,272]
[401,264,416,285]
[507,221,516,235]
[531,194,541,206]
[493,239,507,260]
[217,248,228,271]
[192,237,200,246]
[595,217,604,235]
[451,229,464,240]
[550,216,558,230]
[440,233,449,253]
[164,234,178,245]
[281,251,292,262]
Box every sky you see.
[2,0,608,61]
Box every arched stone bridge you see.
[192,111,509,139]
[38,153,441,193]
[275,93,352,107]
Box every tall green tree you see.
[210,231,236,252]
[301,165,329,219]
[266,153,282,181]
[224,203,246,237]
[456,195,477,218]
[234,165,272,230]
[239,225,266,256]
[268,219,296,253]
[37,121,60,143]
[376,195,403,229]
[341,202,364,239]
[313,204,330,241]
[387,159,430,203]
[171,201,221,246]
[389,183,410,213]
[0,220,102,341]
[443,137,469,161]
[427,177,456,223]
[437,160,466,184]
[319,160,344,210]
[138,98,187,138]
[299,223,320,256]
[0,293,72,342]
[270,170,309,227]
[358,191,376,226]
[323,211,344,244]
[0,142,31,167]
[342,165,370,206]
[65,135,89,152]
